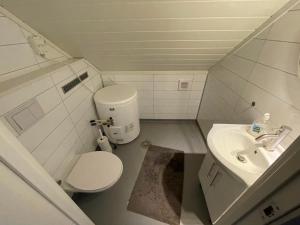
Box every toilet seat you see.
[66,151,123,193]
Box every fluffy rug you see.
[127,145,184,225]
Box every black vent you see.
[62,72,89,94]
[79,72,88,81]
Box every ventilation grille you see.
[62,72,89,94]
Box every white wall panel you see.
[0,60,103,182]
[197,4,300,150]
[1,0,289,70]
[102,71,207,119]
[0,7,70,82]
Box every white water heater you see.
[94,85,140,144]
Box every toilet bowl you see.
[61,151,123,193]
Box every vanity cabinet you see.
[199,152,247,224]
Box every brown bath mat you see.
[127,145,184,225]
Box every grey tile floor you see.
[74,120,212,225]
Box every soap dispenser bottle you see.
[249,113,271,136]
[261,113,271,134]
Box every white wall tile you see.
[50,66,74,84]
[116,74,153,82]
[190,91,204,100]
[154,81,178,91]
[221,54,256,80]
[0,76,53,115]
[44,129,79,176]
[250,64,300,110]
[154,98,187,105]
[63,86,90,113]
[18,103,68,151]
[117,81,153,90]
[0,17,26,45]
[69,93,94,124]
[198,15,300,147]
[0,5,69,83]
[154,104,188,114]
[210,71,241,107]
[0,64,40,82]
[75,107,97,135]
[258,41,300,75]
[255,26,273,39]
[213,66,248,97]
[241,83,300,139]
[86,66,99,78]
[191,82,205,91]
[154,113,194,120]
[0,6,102,183]
[14,62,102,181]
[0,44,37,75]
[137,90,153,99]
[154,74,193,82]
[34,45,63,63]
[235,38,265,61]
[193,73,207,82]
[266,10,300,43]
[78,126,97,152]
[139,104,153,114]
[69,59,88,73]
[188,105,200,115]
[101,74,115,86]
[154,91,190,100]
[102,71,206,119]
[53,141,82,180]
[32,117,74,164]
[36,87,61,114]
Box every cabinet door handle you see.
[208,162,216,177]
[210,170,223,187]
[207,163,218,184]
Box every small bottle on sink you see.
[249,113,271,137]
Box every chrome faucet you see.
[255,125,292,151]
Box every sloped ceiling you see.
[2,0,290,70]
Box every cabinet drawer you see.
[205,168,246,223]
[199,152,215,194]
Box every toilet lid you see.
[94,85,137,105]
[66,151,123,192]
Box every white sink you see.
[207,124,283,186]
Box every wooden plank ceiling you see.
[2,0,289,70]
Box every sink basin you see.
[207,124,282,186]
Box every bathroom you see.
[0,0,299,225]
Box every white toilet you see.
[61,151,123,193]
[61,85,140,193]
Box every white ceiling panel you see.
[2,0,290,70]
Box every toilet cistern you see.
[255,125,292,151]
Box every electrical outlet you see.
[260,201,281,222]
[178,80,191,91]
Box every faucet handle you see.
[275,125,292,134]
[279,125,292,131]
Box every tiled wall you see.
[197,3,300,149]
[0,6,103,181]
[102,71,207,119]
[0,6,71,82]
[0,59,102,180]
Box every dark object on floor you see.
[127,145,184,225]
[141,139,152,148]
